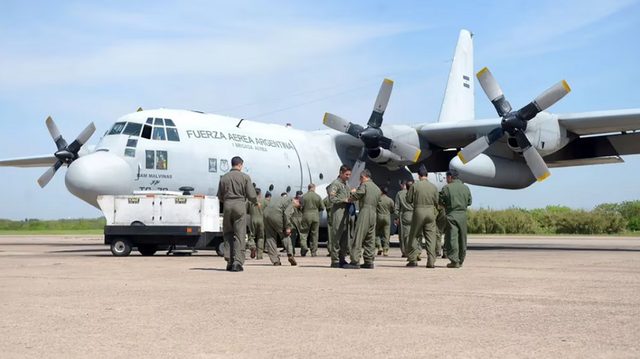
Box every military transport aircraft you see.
[2,29,640,228]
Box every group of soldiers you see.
[217,156,472,272]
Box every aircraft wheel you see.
[111,238,132,256]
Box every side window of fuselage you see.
[145,150,168,170]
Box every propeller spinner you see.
[37,117,96,188]
[456,67,571,182]
[322,79,421,187]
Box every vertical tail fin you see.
[437,29,475,123]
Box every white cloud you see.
[478,0,639,59]
[0,1,428,89]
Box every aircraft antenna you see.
[236,119,244,128]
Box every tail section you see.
[437,29,475,123]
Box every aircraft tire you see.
[111,238,132,257]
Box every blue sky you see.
[1,0,639,220]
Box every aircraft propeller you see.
[322,78,421,188]
[456,67,571,182]
[37,117,96,188]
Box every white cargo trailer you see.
[98,191,224,256]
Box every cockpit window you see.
[122,122,142,136]
[165,119,176,127]
[153,127,166,140]
[146,118,153,124]
[154,118,164,126]
[141,124,152,139]
[108,122,126,135]
[166,128,180,141]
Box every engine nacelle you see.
[506,112,570,157]
[449,153,536,189]
[368,147,402,164]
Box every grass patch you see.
[0,229,104,235]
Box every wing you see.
[0,154,59,168]
[557,108,640,135]
[416,118,501,149]
[414,108,640,170]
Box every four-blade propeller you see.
[322,79,421,187]
[38,116,96,188]
[456,67,571,182]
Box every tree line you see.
[467,201,640,235]
[1,201,638,235]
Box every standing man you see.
[217,156,259,272]
[247,188,268,260]
[440,169,472,268]
[323,186,333,257]
[406,169,440,268]
[300,183,325,257]
[376,186,395,257]
[347,169,381,269]
[263,196,299,266]
[328,165,352,268]
[394,180,413,259]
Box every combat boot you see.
[231,264,244,272]
[377,249,383,255]
[383,250,388,256]
[417,253,422,261]
[361,263,374,269]
[446,262,460,268]
[287,254,297,266]
[273,261,282,266]
[406,261,418,267]
[250,248,257,259]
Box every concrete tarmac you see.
[1,234,639,358]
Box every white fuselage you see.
[64,109,448,224]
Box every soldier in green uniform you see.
[247,188,268,260]
[300,183,325,257]
[375,186,394,256]
[217,156,259,272]
[263,196,299,266]
[406,169,440,268]
[323,186,333,257]
[328,165,352,268]
[290,191,306,256]
[440,169,472,268]
[394,180,413,258]
[346,169,381,269]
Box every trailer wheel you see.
[111,238,132,256]
[214,239,224,257]
[138,246,157,256]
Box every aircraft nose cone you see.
[65,151,134,207]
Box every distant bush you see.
[467,204,628,235]
[0,201,637,235]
